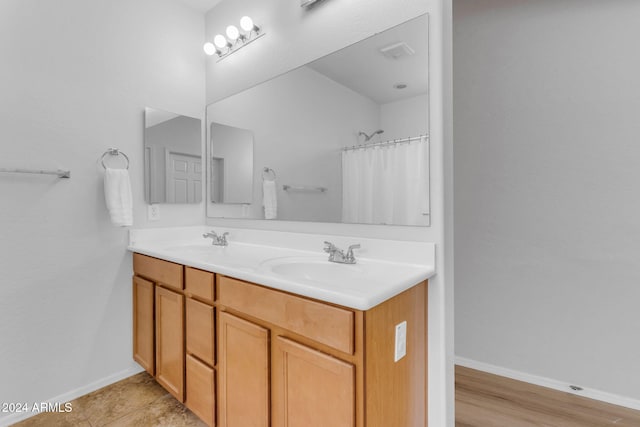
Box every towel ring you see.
[262,167,276,181]
[101,148,130,170]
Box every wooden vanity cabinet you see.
[132,254,185,402]
[184,267,216,427]
[133,252,428,427]
[216,275,428,427]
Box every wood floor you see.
[456,366,640,427]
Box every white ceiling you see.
[177,0,223,13]
[308,15,428,105]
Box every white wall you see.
[454,0,640,402]
[205,0,454,425]
[0,0,204,424]
[381,94,429,140]
[207,65,379,222]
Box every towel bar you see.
[0,167,70,178]
[262,167,276,181]
[283,185,327,193]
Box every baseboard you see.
[456,356,640,412]
[0,366,144,427]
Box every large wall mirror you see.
[144,107,202,204]
[206,14,429,226]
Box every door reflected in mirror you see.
[144,107,202,204]
[206,14,429,225]
[209,122,254,204]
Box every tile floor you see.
[11,372,206,427]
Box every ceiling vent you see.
[379,42,415,60]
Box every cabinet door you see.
[133,276,154,375]
[218,312,269,427]
[156,286,185,401]
[186,354,215,427]
[273,336,355,427]
[186,298,215,366]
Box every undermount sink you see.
[260,256,366,282]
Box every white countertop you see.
[128,226,435,311]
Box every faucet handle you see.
[323,241,337,253]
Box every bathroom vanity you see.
[129,226,435,427]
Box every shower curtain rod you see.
[342,134,428,152]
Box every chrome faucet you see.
[203,230,229,246]
[323,241,361,264]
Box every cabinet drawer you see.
[217,276,354,354]
[185,267,215,303]
[134,253,183,291]
[186,298,215,366]
[186,354,215,427]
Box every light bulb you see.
[203,42,216,56]
[214,34,228,49]
[240,16,254,32]
[226,25,239,41]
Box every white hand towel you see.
[104,167,133,226]
[263,180,277,220]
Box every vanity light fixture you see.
[226,25,240,41]
[240,16,259,33]
[204,16,264,60]
[203,42,217,56]
[214,34,231,49]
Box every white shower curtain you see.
[342,136,429,226]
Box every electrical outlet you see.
[147,204,160,221]
[394,321,407,362]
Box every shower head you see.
[359,129,384,142]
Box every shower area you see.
[341,131,430,226]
